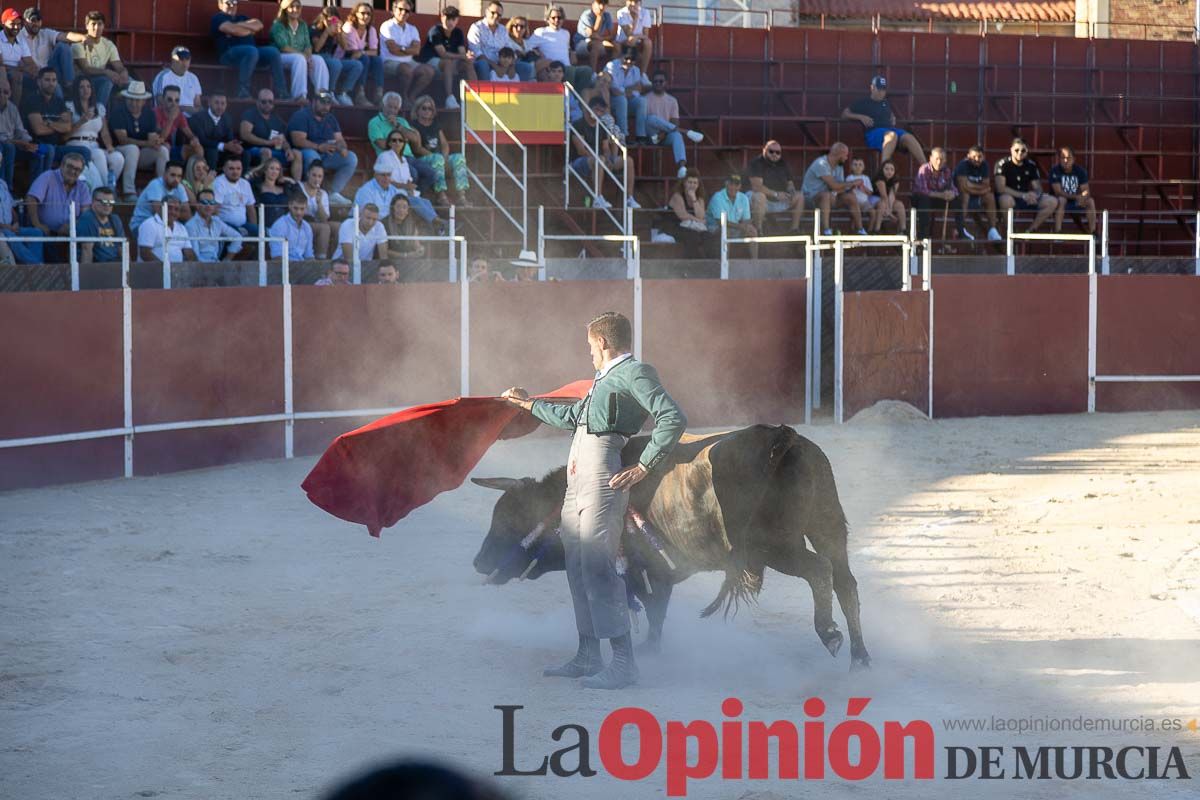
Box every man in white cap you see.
[152,46,205,115]
[841,75,926,166]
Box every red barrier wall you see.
[468,281,634,396]
[933,275,1089,417]
[1096,276,1200,412]
[291,284,460,412]
[641,279,808,427]
[1,291,125,489]
[843,291,931,419]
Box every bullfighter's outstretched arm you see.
[528,396,586,430]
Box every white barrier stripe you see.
[0,427,132,449]
[542,235,638,242]
[135,414,291,434]
[1094,375,1200,382]
[1009,233,1096,242]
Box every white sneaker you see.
[685,129,703,143]
[330,192,352,205]
[676,165,688,179]
[822,228,833,236]
[444,96,460,110]
[987,227,1002,241]
[626,197,641,209]
[592,196,612,210]
[651,231,676,243]
[649,133,661,145]
[958,227,975,241]
[336,92,354,106]
[855,228,868,236]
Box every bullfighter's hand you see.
[500,387,532,410]
[610,463,648,491]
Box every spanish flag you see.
[464,81,565,146]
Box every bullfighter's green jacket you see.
[530,357,687,471]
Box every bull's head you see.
[471,475,566,584]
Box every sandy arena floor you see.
[2,410,1199,799]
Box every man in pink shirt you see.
[639,70,702,179]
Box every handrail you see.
[459,81,530,254]
[351,204,467,283]
[536,206,640,279]
[563,82,628,234]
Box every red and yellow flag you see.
[464,81,565,146]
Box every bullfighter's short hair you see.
[587,312,632,352]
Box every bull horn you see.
[471,477,528,492]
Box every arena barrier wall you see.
[932,275,1091,417]
[641,279,809,428]
[841,291,932,420]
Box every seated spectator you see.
[375,129,416,191]
[417,5,469,109]
[0,9,38,104]
[469,2,532,82]
[110,81,168,202]
[639,71,702,179]
[530,5,590,88]
[21,68,91,169]
[705,172,757,258]
[64,76,124,191]
[505,17,540,81]
[367,92,435,190]
[668,169,716,259]
[212,156,258,236]
[800,142,864,236]
[0,147,41,262]
[17,8,84,99]
[615,0,653,79]
[239,88,303,181]
[870,159,906,235]
[130,159,189,231]
[250,156,292,228]
[309,4,363,107]
[0,82,50,184]
[183,155,216,204]
[747,140,805,233]
[152,47,204,116]
[337,202,387,267]
[297,161,335,259]
[952,145,1000,241]
[995,137,1055,233]
[847,156,876,228]
[383,193,425,259]
[76,187,126,264]
[355,156,440,229]
[577,0,618,76]
[375,263,399,283]
[190,93,244,171]
[841,76,926,167]
[602,46,642,139]
[569,95,636,210]
[314,259,350,285]
[912,146,958,240]
[268,191,314,260]
[410,95,470,207]
[155,86,204,164]
[137,197,195,263]
[211,0,286,100]
[491,47,519,82]
[288,90,357,203]
[185,187,243,263]
[26,152,90,245]
[71,11,129,108]
[379,0,434,107]
[271,0,330,104]
[1050,146,1096,235]
[342,2,385,107]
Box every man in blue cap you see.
[842,75,926,167]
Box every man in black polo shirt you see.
[841,76,927,167]
[994,137,1056,233]
[20,68,91,171]
[746,139,804,233]
[952,144,1001,241]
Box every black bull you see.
[472,424,870,670]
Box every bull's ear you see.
[471,477,529,492]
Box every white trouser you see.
[115,144,168,196]
[281,52,329,98]
[72,142,125,187]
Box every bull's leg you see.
[828,549,870,671]
[766,544,842,659]
[635,576,673,655]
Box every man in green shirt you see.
[502,312,686,689]
[368,91,438,190]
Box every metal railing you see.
[563,82,629,235]
[535,205,639,280]
[348,204,466,283]
[460,81,531,257]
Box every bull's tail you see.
[699,566,764,620]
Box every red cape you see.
[301,380,591,537]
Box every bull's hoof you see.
[820,628,844,658]
[635,637,662,657]
[850,655,872,672]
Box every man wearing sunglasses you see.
[747,140,804,233]
[380,0,435,108]
[77,187,126,264]
[995,137,1056,233]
